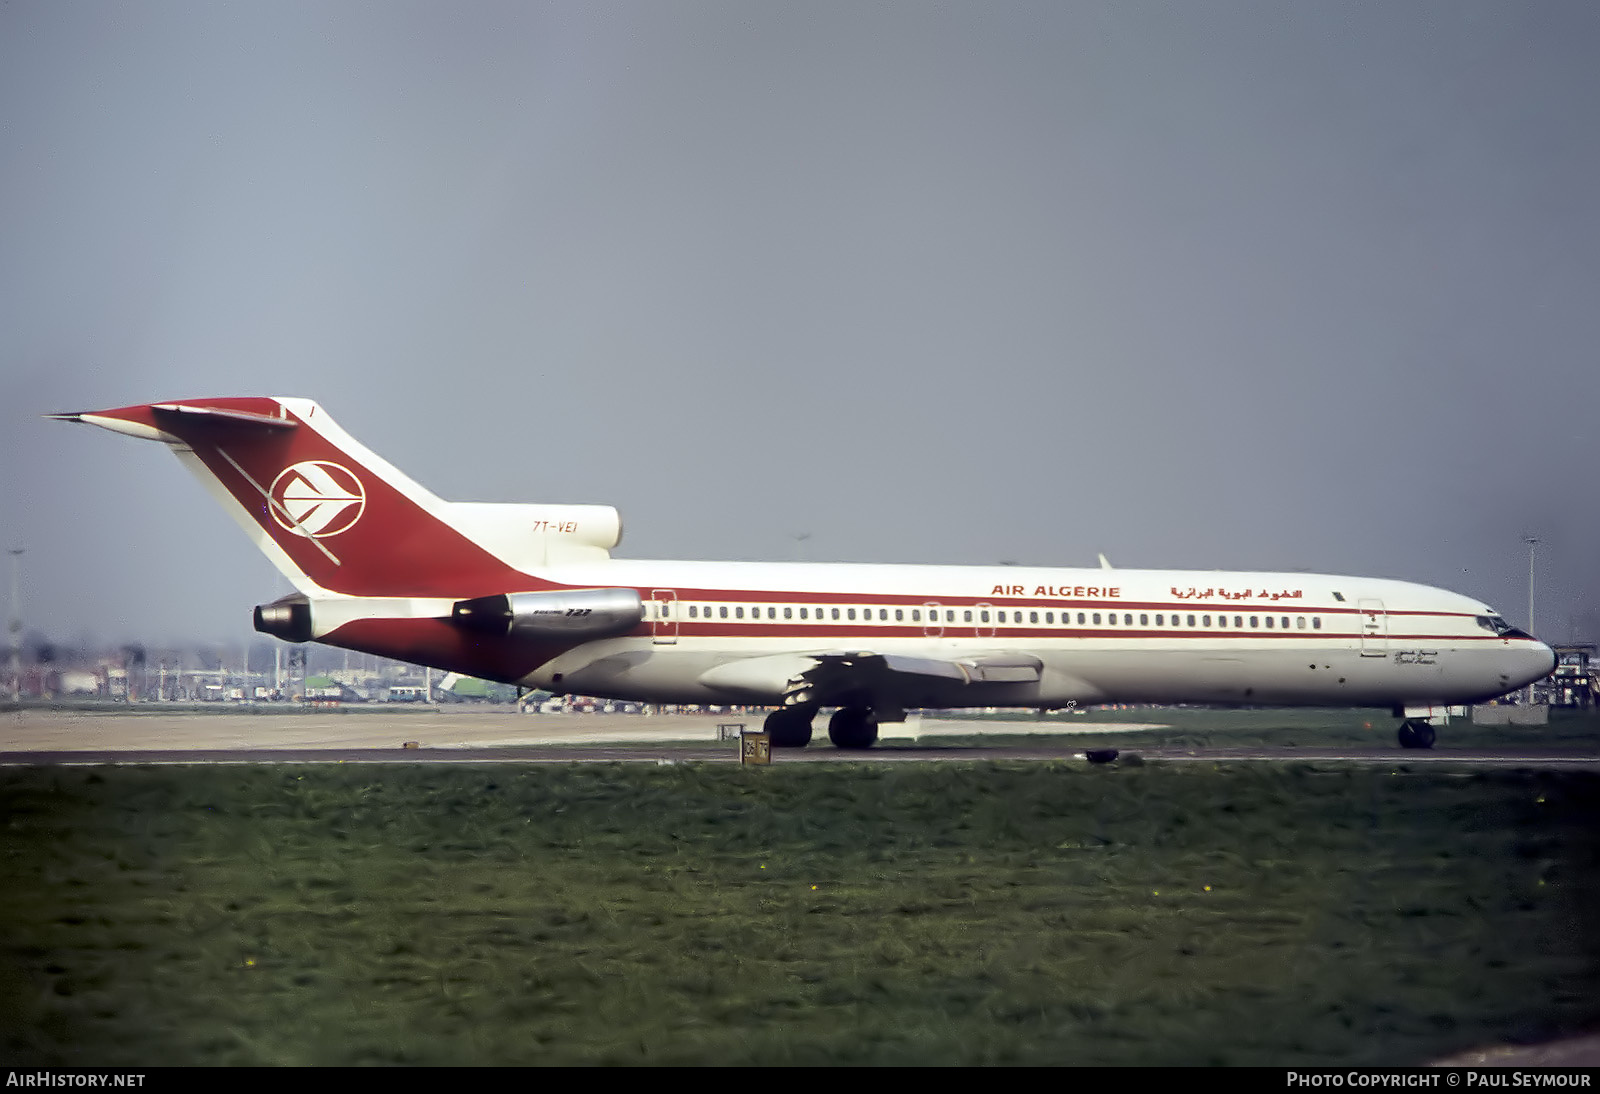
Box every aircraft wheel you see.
[828,707,879,749]
[1397,720,1436,749]
[764,708,813,748]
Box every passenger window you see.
[847,608,856,620]
[1093,613,1101,624]
[688,606,698,619]
[784,607,792,619]
[1077,612,1086,624]
[912,610,920,622]
[832,608,840,620]
[1297,617,1306,629]
[1265,616,1274,628]
[1187,615,1196,626]
[1219,615,1227,628]
[1203,615,1211,627]
[1312,617,1321,629]
[1155,614,1163,626]
[1029,611,1038,624]
[720,606,728,619]
[1281,616,1290,629]
[964,610,973,623]
[1250,616,1258,627]
[736,607,744,619]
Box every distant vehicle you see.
[57,397,1555,749]
[59,670,98,696]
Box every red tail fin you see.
[58,397,529,597]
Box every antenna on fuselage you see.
[1098,553,1113,570]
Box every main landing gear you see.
[763,707,814,748]
[827,706,879,750]
[761,706,880,749]
[1396,719,1437,749]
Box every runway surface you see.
[0,707,1150,756]
[4,706,1595,768]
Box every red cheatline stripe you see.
[628,623,1517,642]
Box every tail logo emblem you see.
[268,461,367,538]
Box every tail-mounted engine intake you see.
[254,593,313,643]
[452,587,644,640]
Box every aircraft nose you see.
[1520,639,1557,690]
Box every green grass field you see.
[3,753,1598,1066]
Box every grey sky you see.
[3,1,1597,646]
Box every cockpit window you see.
[1476,614,1514,636]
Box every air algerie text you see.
[992,585,1122,599]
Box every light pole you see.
[1523,535,1540,704]
[8,548,23,702]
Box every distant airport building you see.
[1533,644,1596,709]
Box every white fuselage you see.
[459,559,1554,711]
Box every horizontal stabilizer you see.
[150,403,299,431]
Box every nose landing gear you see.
[1397,719,1437,749]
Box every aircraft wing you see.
[698,650,1042,709]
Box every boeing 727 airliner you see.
[54,397,1555,749]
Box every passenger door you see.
[1358,599,1387,657]
[652,589,678,645]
